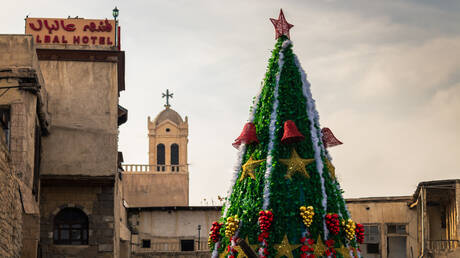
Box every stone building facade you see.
[0,15,127,257]
[0,128,22,257]
[37,45,125,257]
[0,34,50,257]
[36,46,126,257]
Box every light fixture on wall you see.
[112,6,119,47]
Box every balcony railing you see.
[427,240,459,250]
[137,241,209,252]
[122,164,186,173]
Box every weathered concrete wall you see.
[39,60,118,176]
[123,173,189,207]
[347,197,419,258]
[40,183,115,257]
[0,128,23,257]
[129,208,220,253]
[0,35,38,69]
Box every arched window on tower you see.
[157,144,165,171]
[171,143,179,172]
[53,208,88,245]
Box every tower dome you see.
[153,106,183,125]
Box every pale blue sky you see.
[2,0,460,205]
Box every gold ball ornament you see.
[225,215,240,238]
[299,206,315,227]
[345,219,356,240]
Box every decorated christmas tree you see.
[209,10,364,258]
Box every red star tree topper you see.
[270,9,294,39]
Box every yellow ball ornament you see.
[225,215,240,238]
[299,205,315,227]
[345,219,356,240]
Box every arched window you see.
[53,208,88,245]
[157,144,165,165]
[171,144,179,165]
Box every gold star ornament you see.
[274,234,301,258]
[279,149,315,179]
[337,245,352,258]
[313,236,327,257]
[239,156,265,181]
[325,158,336,180]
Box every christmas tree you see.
[209,10,364,258]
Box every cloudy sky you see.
[2,1,459,205]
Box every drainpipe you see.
[419,186,425,258]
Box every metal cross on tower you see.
[162,89,173,108]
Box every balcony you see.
[122,164,186,173]
[427,240,459,250]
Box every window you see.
[181,239,194,251]
[364,225,380,243]
[157,144,165,165]
[363,225,380,254]
[142,239,151,248]
[0,107,10,150]
[171,144,179,165]
[165,128,170,132]
[387,224,407,234]
[53,208,88,245]
[367,243,379,254]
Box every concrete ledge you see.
[133,251,211,258]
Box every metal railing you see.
[427,240,459,250]
[122,164,186,173]
[138,241,210,252]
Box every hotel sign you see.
[25,18,116,46]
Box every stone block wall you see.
[40,182,115,258]
[0,129,23,257]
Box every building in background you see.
[0,13,128,258]
[121,100,218,257]
[348,179,460,258]
[122,100,189,207]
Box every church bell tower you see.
[122,90,189,207]
[148,90,188,174]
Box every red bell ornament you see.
[321,127,343,148]
[232,122,259,149]
[281,120,305,144]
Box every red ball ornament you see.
[258,210,274,233]
[356,223,365,244]
[208,221,222,244]
[325,213,340,235]
[281,120,305,144]
[232,122,259,148]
